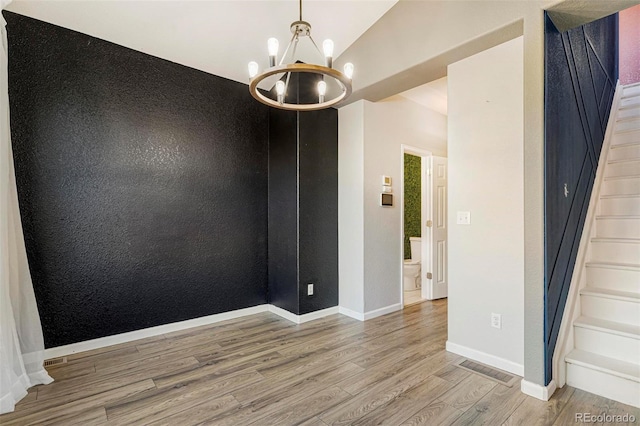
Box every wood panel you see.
[544,12,618,383]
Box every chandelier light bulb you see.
[317,80,327,96]
[248,61,259,78]
[322,39,334,58]
[268,38,279,56]
[275,80,286,104]
[268,37,279,67]
[344,62,354,79]
[323,39,334,67]
[318,80,327,103]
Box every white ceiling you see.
[6,0,397,85]
[398,76,448,116]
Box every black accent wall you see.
[6,12,338,347]
[544,13,618,384]
[268,74,339,315]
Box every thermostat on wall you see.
[382,175,392,186]
[381,193,393,207]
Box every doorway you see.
[400,145,448,307]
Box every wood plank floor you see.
[2,300,639,425]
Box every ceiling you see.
[398,76,448,116]
[5,0,397,85]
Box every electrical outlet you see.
[307,284,314,296]
[457,211,471,225]
[491,313,502,329]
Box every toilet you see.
[403,237,421,291]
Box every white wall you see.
[336,0,630,391]
[338,102,365,314]
[335,0,546,385]
[339,96,447,316]
[446,37,525,374]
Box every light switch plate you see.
[382,175,392,186]
[457,211,471,225]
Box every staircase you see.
[564,82,640,408]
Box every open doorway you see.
[401,147,428,306]
[400,146,448,307]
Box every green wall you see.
[404,154,421,259]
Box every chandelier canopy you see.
[247,0,354,111]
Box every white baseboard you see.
[445,341,524,377]
[521,379,557,401]
[43,305,269,359]
[268,305,339,324]
[364,303,402,320]
[43,304,339,359]
[339,303,402,322]
[338,306,365,321]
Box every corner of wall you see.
[338,101,366,314]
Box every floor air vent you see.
[455,359,519,387]
[44,357,67,367]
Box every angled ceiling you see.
[546,0,639,31]
[398,76,448,116]
[5,0,397,85]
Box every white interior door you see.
[425,156,448,300]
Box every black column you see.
[268,73,338,315]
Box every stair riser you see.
[623,85,640,98]
[581,295,640,326]
[590,241,640,264]
[566,363,640,408]
[574,327,640,364]
[621,96,640,110]
[599,197,640,215]
[587,266,640,293]
[597,218,640,238]
[603,177,640,195]
[612,130,640,146]
[618,106,640,120]
[605,161,640,178]
[608,144,640,161]
[616,119,640,133]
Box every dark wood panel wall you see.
[544,13,618,384]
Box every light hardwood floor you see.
[2,300,638,425]
[404,289,423,306]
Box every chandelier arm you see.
[284,71,292,102]
[289,36,300,66]
[279,31,298,66]
[307,34,328,63]
[282,37,300,101]
[285,39,299,100]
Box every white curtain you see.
[1,1,53,414]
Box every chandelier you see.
[247,0,354,111]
